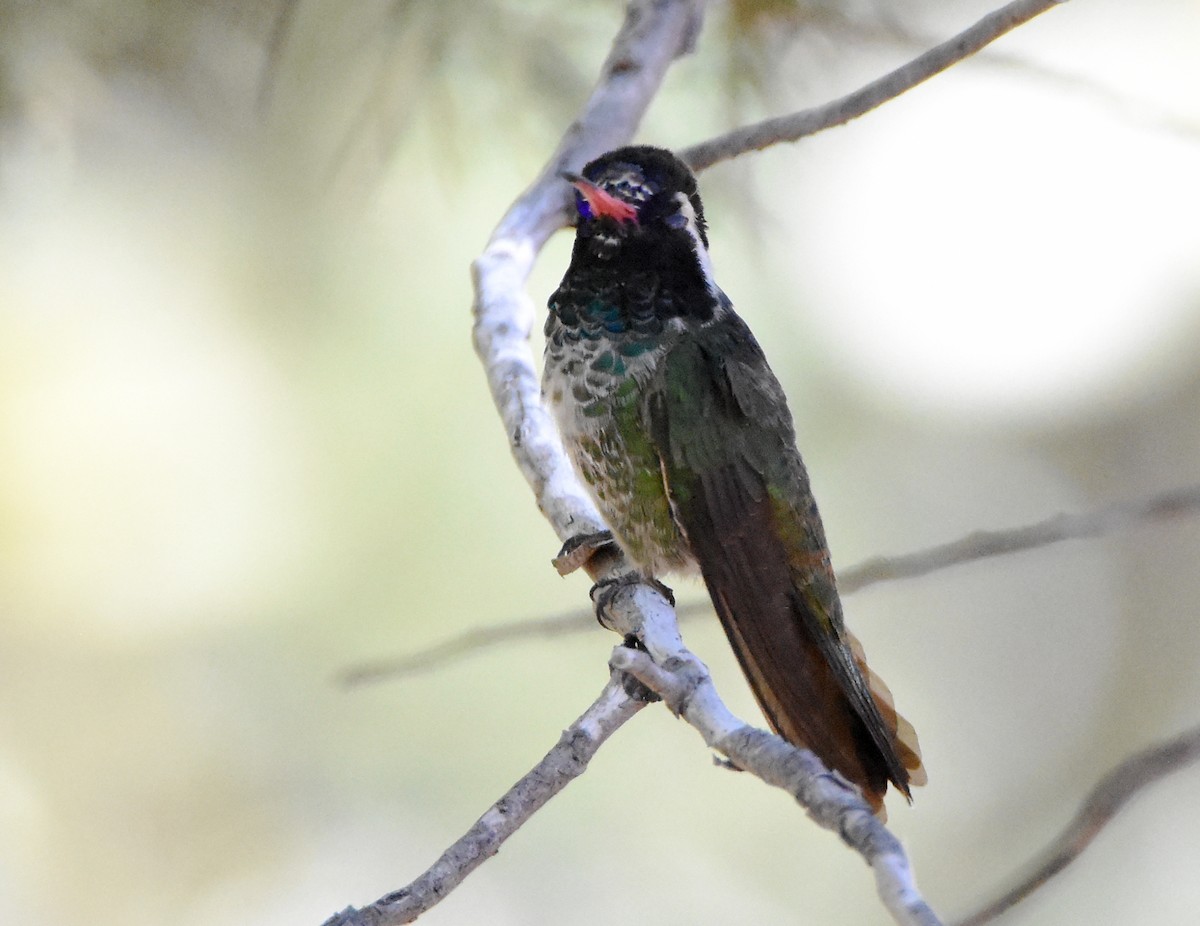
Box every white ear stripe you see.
[672,192,718,298]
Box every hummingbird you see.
[542,145,924,814]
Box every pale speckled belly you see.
[543,339,693,576]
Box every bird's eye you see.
[576,196,595,221]
[665,211,688,229]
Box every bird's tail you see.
[847,629,927,794]
[709,583,925,818]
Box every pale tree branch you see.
[339,484,1200,685]
[320,677,645,926]
[953,722,1200,926]
[681,0,1070,170]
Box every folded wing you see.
[645,312,924,813]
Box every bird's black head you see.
[562,145,710,267]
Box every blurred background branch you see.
[339,483,1200,684]
[954,722,1200,926]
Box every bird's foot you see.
[591,575,674,703]
[552,529,617,576]
[590,573,675,630]
[589,571,641,630]
[613,635,662,703]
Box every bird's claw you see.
[589,572,641,629]
[613,634,662,703]
[590,573,675,630]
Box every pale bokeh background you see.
[2,1,1200,924]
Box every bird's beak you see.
[560,171,639,225]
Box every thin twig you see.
[827,13,1200,143]
[839,483,1200,594]
[257,0,301,113]
[321,677,644,926]
[338,606,603,686]
[953,723,1200,926]
[681,0,1071,170]
[340,484,1200,684]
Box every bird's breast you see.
[542,328,692,576]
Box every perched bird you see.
[542,145,924,814]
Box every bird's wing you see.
[645,310,923,810]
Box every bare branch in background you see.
[826,12,1200,143]
[338,605,596,686]
[340,484,1200,684]
[953,723,1200,926]
[840,483,1200,593]
[321,677,645,926]
[257,0,301,112]
[682,0,1070,170]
